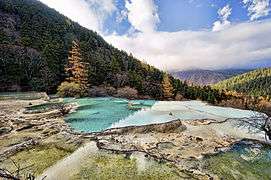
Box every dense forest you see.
[0,0,236,103]
[213,68,271,98]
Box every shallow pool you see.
[64,97,260,133]
[204,140,271,179]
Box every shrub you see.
[88,86,117,97]
[57,82,82,97]
[175,93,184,101]
[116,86,138,99]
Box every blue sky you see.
[40,0,271,70]
[104,0,271,33]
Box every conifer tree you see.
[162,73,174,99]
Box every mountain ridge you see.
[171,69,251,86]
[213,67,271,97]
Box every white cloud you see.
[212,20,231,32]
[243,0,270,20]
[106,20,271,70]
[38,0,116,32]
[39,0,271,71]
[212,5,232,31]
[125,0,160,33]
[218,4,232,20]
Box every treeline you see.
[170,78,225,103]
[213,68,271,98]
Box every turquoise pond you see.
[64,97,260,133]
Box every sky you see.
[38,0,271,70]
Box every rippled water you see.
[64,97,259,133]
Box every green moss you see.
[205,150,271,180]
[0,132,37,149]
[72,153,190,180]
[1,145,72,176]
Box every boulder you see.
[101,120,186,135]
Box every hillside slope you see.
[213,68,271,97]
[0,0,164,97]
[171,69,250,86]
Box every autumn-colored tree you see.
[162,73,174,99]
[57,41,89,97]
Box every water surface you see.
[65,97,258,133]
[205,141,271,179]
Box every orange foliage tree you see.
[57,40,89,97]
[162,73,174,99]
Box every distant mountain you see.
[171,69,251,86]
[213,68,271,97]
[0,0,165,98]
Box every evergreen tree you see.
[162,73,174,99]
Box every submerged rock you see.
[101,120,187,135]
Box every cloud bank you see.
[105,0,271,70]
[39,0,271,70]
[106,20,271,70]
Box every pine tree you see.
[162,73,174,99]
[65,40,89,93]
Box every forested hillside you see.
[172,69,250,85]
[0,0,166,97]
[0,0,231,103]
[213,68,271,97]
